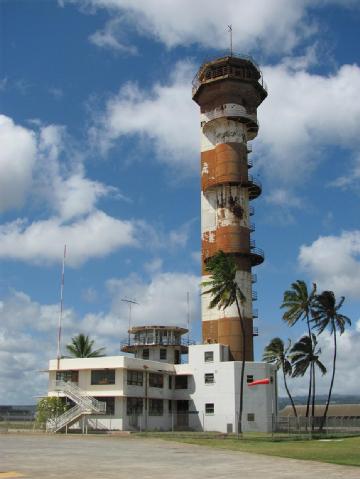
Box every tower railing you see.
[249,205,255,216]
[192,52,267,96]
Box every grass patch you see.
[134,432,360,467]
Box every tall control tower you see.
[192,55,267,361]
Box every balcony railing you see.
[247,143,253,153]
[247,158,253,168]
[192,52,267,96]
[121,337,196,350]
[252,309,259,319]
[251,273,257,283]
[252,291,258,301]
[249,205,255,216]
[249,222,255,233]
[253,327,259,337]
[247,175,262,200]
[250,241,265,265]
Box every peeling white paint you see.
[201,103,257,127]
[201,118,247,152]
[201,162,209,175]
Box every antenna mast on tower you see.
[56,244,66,370]
[227,24,233,56]
[121,298,138,346]
[186,291,191,344]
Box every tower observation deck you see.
[192,54,267,361]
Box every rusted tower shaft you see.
[192,55,267,361]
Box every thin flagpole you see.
[227,24,233,56]
[186,291,191,344]
[56,244,66,370]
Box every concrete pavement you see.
[0,434,358,479]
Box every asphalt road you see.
[0,434,359,479]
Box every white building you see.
[47,326,277,433]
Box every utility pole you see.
[56,245,66,371]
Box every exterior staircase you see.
[47,380,106,433]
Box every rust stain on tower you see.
[192,55,267,361]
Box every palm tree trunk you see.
[305,362,312,418]
[320,326,337,432]
[311,361,316,430]
[235,296,246,437]
[305,315,313,418]
[282,367,297,417]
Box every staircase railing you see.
[51,380,106,413]
[47,380,107,432]
[47,404,84,433]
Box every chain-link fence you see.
[275,415,360,438]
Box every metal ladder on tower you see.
[47,380,106,433]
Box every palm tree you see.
[290,334,327,421]
[66,333,106,358]
[281,280,317,416]
[312,291,351,430]
[263,337,297,417]
[202,251,246,435]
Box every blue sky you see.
[1,0,360,404]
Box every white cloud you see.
[89,17,137,54]
[81,271,200,340]
[0,211,137,267]
[0,290,77,403]
[256,63,360,182]
[144,258,163,274]
[265,189,302,208]
[0,115,37,212]
[90,60,199,170]
[298,231,360,298]
[60,0,357,55]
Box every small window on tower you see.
[142,349,149,359]
[247,413,255,422]
[204,351,214,363]
[205,403,214,415]
[204,373,215,384]
[160,349,167,360]
[246,375,254,384]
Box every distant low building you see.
[280,404,360,418]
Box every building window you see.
[94,397,115,416]
[56,370,79,383]
[205,403,214,415]
[149,399,163,416]
[246,375,254,384]
[204,373,214,384]
[175,375,188,389]
[174,350,180,364]
[204,351,214,362]
[247,413,255,422]
[127,397,143,416]
[142,349,149,359]
[91,369,115,385]
[168,375,173,389]
[149,373,163,388]
[168,400,172,413]
[160,348,167,360]
[127,370,143,386]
